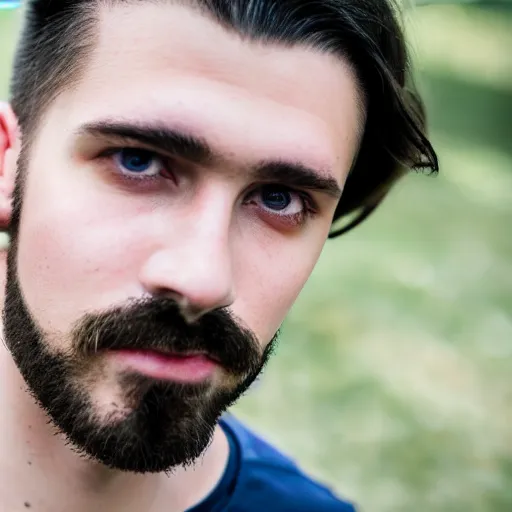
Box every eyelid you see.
[94,146,180,188]
[97,145,161,159]
[246,186,317,218]
[97,146,171,173]
[96,146,319,217]
[94,135,160,153]
[296,190,317,212]
[251,182,317,206]
[269,187,317,214]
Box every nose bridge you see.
[183,200,234,285]
[186,180,234,264]
[139,185,236,320]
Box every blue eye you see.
[119,149,154,172]
[113,148,164,178]
[260,185,292,211]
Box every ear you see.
[0,102,21,233]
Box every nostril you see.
[155,289,187,307]
[139,249,235,321]
[148,290,212,324]
[179,305,205,325]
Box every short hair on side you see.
[9,0,438,237]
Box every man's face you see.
[3,3,361,472]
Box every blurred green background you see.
[1,4,511,512]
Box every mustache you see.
[70,297,264,376]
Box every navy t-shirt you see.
[187,414,356,511]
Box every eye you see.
[260,185,298,213]
[113,148,164,178]
[246,184,316,229]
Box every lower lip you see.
[109,350,218,383]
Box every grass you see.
[1,5,511,511]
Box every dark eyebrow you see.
[254,161,342,199]
[76,121,216,164]
[76,120,342,198]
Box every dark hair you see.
[9,0,438,237]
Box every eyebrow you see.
[252,161,342,198]
[77,121,215,164]
[76,121,342,198]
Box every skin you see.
[0,3,361,512]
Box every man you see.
[0,0,437,510]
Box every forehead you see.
[60,2,362,183]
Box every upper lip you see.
[143,349,221,364]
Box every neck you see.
[0,338,230,512]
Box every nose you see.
[138,213,235,324]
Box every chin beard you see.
[3,233,277,472]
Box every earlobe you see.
[0,102,21,233]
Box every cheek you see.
[14,165,154,334]
[232,229,325,347]
[14,147,329,345]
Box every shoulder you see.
[220,415,357,512]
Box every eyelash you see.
[98,147,172,182]
[96,146,318,228]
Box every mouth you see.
[107,348,219,383]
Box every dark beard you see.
[3,232,277,473]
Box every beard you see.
[2,172,277,473]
